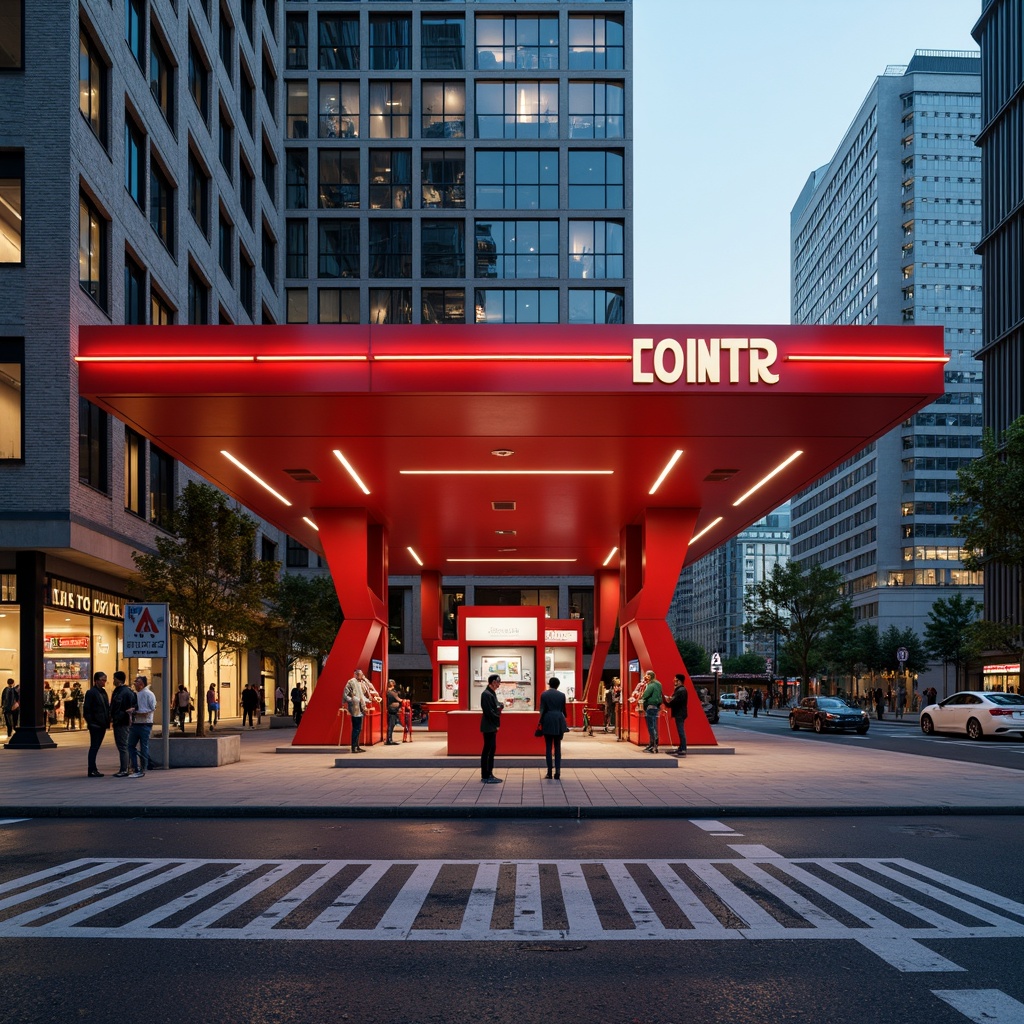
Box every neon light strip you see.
[255,355,367,362]
[220,451,292,506]
[407,547,424,567]
[400,470,613,476]
[689,517,723,545]
[732,451,803,507]
[447,558,577,563]
[76,355,254,362]
[649,449,683,495]
[602,546,619,567]
[303,517,319,531]
[333,449,371,495]
[374,354,630,362]
[787,355,948,363]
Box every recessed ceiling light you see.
[602,546,619,567]
[732,451,803,507]
[491,449,515,457]
[407,547,424,566]
[494,529,517,536]
[221,451,293,506]
[649,449,684,495]
[333,449,371,495]
[689,517,723,545]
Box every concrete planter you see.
[269,715,297,729]
[166,734,241,767]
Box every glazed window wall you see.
[568,150,623,208]
[79,193,106,307]
[370,14,411,71]
[369,149,411,210]
[475,15,557,71]
[568,219,624,279]
[475,82,557,139]
[568,288,625,324]
[318,287,359,323]
[79,28,105,141]
[422,81,465,139]
[422,288,465,324]
[568,81,624,139]
[369,81,411,139]
[421,15,464,71]
[568,14,624,71]
[285,12,307,69]
[319,81,358,139]
[421,220,465,278]
[369,288,412,324]
[475,150,557,210]
[421,149,464,209]
[286,288,308,323]
[79,398,108,492]
[286,218,307,277]
[318,14,358,71]
[0,339,23,461]
[318,150,358,208]
[286,81,308,138]
[286,150,307,208]
[318,220,359,278]
[369,219,412,278]
[474,289,557,324]
[474,219,557,279]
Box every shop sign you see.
[983,663,1020,674]
[44,635,91,650]
[632,337,780,386]
[436,645,459,662]
[124,603,169,658]
[465,618,538,643]
[545,629,577,643]
[47,578,125,620]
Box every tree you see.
[262,573,343,689]
[132,482,280,737]
[674,637,708,676]
[879,625,928,700]
[923,593,981,697]
[743,561,850,698]
[723,651,765,674]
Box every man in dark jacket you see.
[108,671,137,777]
[83,671,111,777]
[666,673,689,757]
[479,674,504,784]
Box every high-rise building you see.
[0,1,632,732]
[789,51,982,690]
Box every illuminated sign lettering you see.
[632,337,780,386]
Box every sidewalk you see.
[2,717,1021,819]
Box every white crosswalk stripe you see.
[0,853,1021,971]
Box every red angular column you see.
[619,508,717,746]
[420,570,442,699]
[292,509,388,745]
[581,568,619,707]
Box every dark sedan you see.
[789,696,870,735]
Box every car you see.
[789,696,870,735]
[718,692,739,710]
[919,690,1024,741]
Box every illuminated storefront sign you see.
[44,635,91,650]
[983,663,1020,674]
[632,337,780,386]
[47,578,125,620]
[465,618,538,643]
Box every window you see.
[125,0,144,67]
[568,15,624,70]
[475,289,557,324]
[240,157,255,226]
[187,151,210,235]
[286,536,309,568]
[286,81,308,138]
[187,265,209,324]
[286,218,306,277]
[318,220,359,278]
[370,14,411,70]
[261,221,276,287]
[286,288,308,324]
[0,152,23,263]
[218,106,234,178]
[261,136,276,199]
[239,248,254,317]
[149,158,173,250]
[421,220,464,278]
[568,81,624,139]
[149,29,174,127]
[475,150,557,210]
[0,339,23,461]
[369,289,411,325]
[569,288,624,324]
[568,150,623,208]
[125,427,145,516]
[318,81,358,139]
[369,219,411,278]
[261,537,278,563]
[318,149,358,208]
[124,254,145,324]
[240,0,253,43]
[422,288,464,325]
[441,588,464,640]
[79,398,109,492]
[149,444,174,528]
[568,220,624,278]
[124,117,144,207]
[421,15,464,71]
[188,37,209,121]
[369,81,410,139]
[261,50,276,118]
[476,15,557,71]
[318,288,358,324]
[422,81,465,138]
[369,149,411,210]
[421,149,464,209]
[240,63,255,135]
[79,193,106,307]
[476,81,557,139]
[79,27,106,142]
[0,1,23,68]
[286,13,307,69]
[218,4,233,74]
[150,288,173,326]
[285,149,307,208]
[388,589,404,652]
[475,220,557,278]
[218,210,233,277]
[318,14,358,71]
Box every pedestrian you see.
[738,687,749,714]
[275,684,285,716]
[538,677,569,780]
[127,674,156,778]
[666,673,688,757]
[765,689,773,716]
[1,677,19,738]
[640,670,664,753]
[385,679,401,744]
[479,673,503,783]
[257,686,266,724]
[400,697,413,741]
[109,671,136,777]
[207,684,219,730]
[65,682,82,730]
[82,671,110,777]
[343,668,369,752]
[896,685,907,720]
[874,686,885,721]
[604,676,620,732]
[173,683,191,733]
[752,688,763,718]
[241,683,259,729]
[291,682,304,725]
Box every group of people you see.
[629,670,690,756]
[82,670,157,778]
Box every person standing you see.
[640,670,664,753]
[385,680,401,744]
[874,686,885,721]
[173,683,191,733]
[604,676,620,732]
[539,677,568,780]
[207,684,219,730]
[82,671,110,777]
[290,682,304,725]
[275,684,285,716]
[241,683,259,729]
[895,684,907,720]
[666,673,689,757]
[752,688,763,718]
[1,678,18,738]
[400,697,413,742]
[479,674,503,783]
[343,669,369,752]
[109,671,136,777]
[127,674,156,778]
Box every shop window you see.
[421,149,464,209]
[124,254,145,324]
[0,338,24,461]
[79,192,107,308]
[369,288,411,325]
[124,427,145,516]
[422,15,464,71]
[318,220,359,278]
[79,397,109,492]
[318,149,358,209]
[149,156,174,252]
[149,27,174,128]
[369,149,410,210]
[79,27,106,142]
[318,13,358,71]
[422,81,465,139]
[369,81,411,139]
[475,219,557,279]
[0,152,23,264]
[286,149,307,209]
[286,13,307,70]
[318,81,358,139]
[370,14,411,71]
[422,288,464,325]
[369,219,411,278]
[1,1,23,68]
[318,288,358,324]
[421,220,464,278]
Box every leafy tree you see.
[851,624,883,694]
[132,481,280,737]
[262,573,343,686]
[723,651,765,674]
[674,637,708,676]
[878,625,928,698]
[743,561,850,698]
[923,593,981,696]
[970,619,1024,679]
[818,602,858,684]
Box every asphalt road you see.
[0,816,1021,1024]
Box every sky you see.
[633,0,980,325]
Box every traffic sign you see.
[765,658,773,673]
[710,651,722,673]
[124,603,169,659]
[371,658,383,673]
[896,647,909,664]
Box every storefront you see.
[982,663,1020,693]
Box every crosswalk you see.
[1,849,1023,968]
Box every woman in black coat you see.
[539,677,569,781]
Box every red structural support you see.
[292,509,388,745]
[582,568,619,707]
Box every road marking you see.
[932,990,1024,1022]
[0,819,29,827]
[0,853,1018,971]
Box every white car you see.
[719,692,739,710]
[919,690,1024,741]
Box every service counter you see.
[624,707,682,748]
[332,706,382,747]
[446,710,547,756]
[424,701,456,732]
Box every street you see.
[0,815,1022,1024]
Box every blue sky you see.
[633,0,980,324]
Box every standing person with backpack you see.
[640,670,664,753]
[666,674,689,757]
[109,671,137,777]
